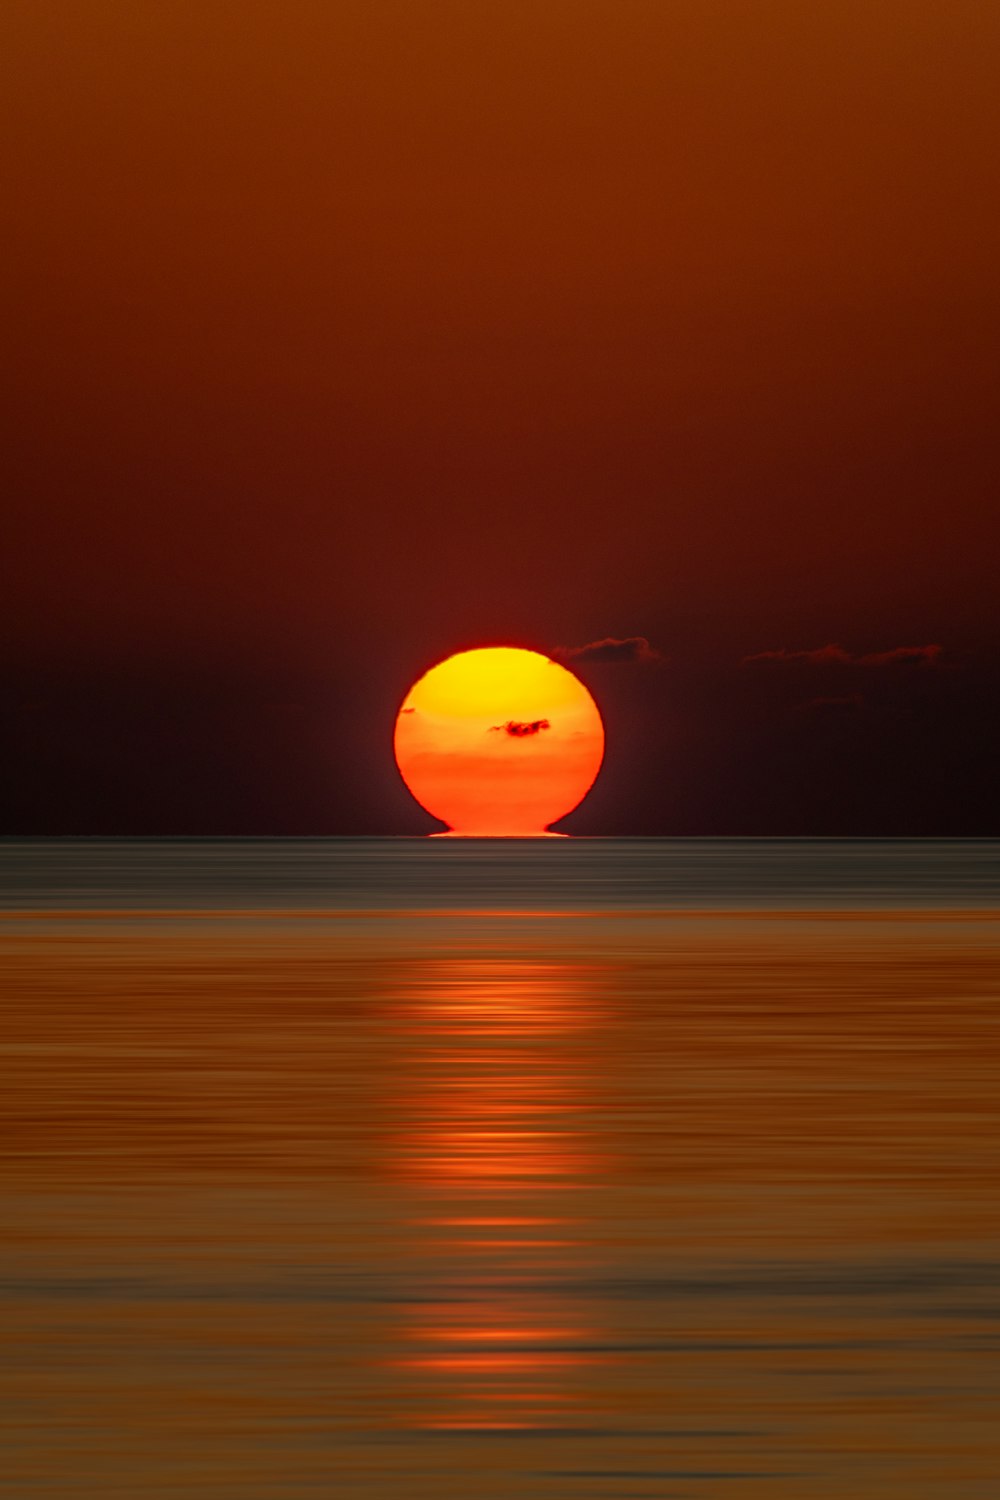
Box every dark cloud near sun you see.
[743,644,943,668]
[490,719,551,737]
[860,645,944,668]
[555,636,664,665]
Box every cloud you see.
[490,719,550,737]
[744,644,853,666]
[555,636,663,664]
[743,643,942,668]
[858,645,943,668]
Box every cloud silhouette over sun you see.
[490,719,551,737]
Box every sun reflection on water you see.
[384,958,607,1431]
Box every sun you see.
[394,647,605,836]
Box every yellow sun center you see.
[393,647,605,836]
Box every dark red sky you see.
[4,1,998,833]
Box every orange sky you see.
[3,1,998,831]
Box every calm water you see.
[3,840,999,1498]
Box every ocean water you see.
[3,839,999,1498]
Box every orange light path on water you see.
[380,957,610,1433]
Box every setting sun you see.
[394,647,604,836]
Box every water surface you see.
[3,841,998,1497]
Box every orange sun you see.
[394,647,605,836]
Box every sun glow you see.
[393,646,604,836]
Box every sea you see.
[3,838,999,1499]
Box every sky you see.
[4,0,998,834]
